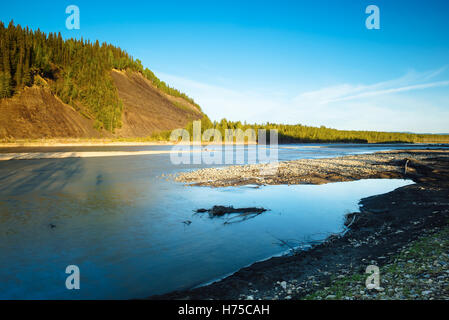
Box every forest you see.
[181,118,449,144]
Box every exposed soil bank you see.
[111,70,202,138]
[0,71,202,140]
[0,87,102,140]
[151,150,449,300]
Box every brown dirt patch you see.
[0,86,102,139]
[111,70,202,137]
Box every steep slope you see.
[0,86,103,139]
[111,70,202,137]
[0,70,203,140]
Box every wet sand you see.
[0,149,201,161]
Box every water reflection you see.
[0,147,417,299]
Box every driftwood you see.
[195,206,268,224]
[195,205,267,216]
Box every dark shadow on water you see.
[0,158,83,195]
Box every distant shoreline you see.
[0,138,447,148]
[0,139,258,148]
[0,149,204,161]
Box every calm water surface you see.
[0,144,433,299]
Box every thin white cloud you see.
[155,67,449,133]
[156,71,284,122]
[294,66,449,105]
[326,80,449,103]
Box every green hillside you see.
[0,20,200,132]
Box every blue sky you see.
[1,0,449,133]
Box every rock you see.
[280,281,287,290]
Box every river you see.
[0,143,445,299]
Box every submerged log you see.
[195,205,267,217]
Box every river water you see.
[0,143,444,299]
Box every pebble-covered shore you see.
[304,224,449,300]
[238,221,449,301]
[175,150,439,187]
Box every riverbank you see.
[0,149,201,161]
[304,223,449,300]
[151,150,449,300]
[0,138,170,147]
[1,138,448,148]
[0,138,258,148]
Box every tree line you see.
[183,118,449,144]
[0,20,201,131]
